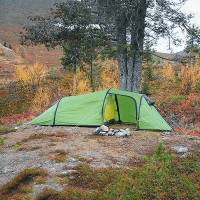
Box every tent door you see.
[103,94,137,125]
[104,95,115,122]
[114,95,137,124]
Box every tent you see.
[29,88,172,131]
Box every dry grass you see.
[50,155,66,163]
[33,177,47,184]
[0,168,48,199]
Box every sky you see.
[155,0,200,53]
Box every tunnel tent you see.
[29,88,172,131]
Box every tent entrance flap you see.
[104,95,115,122]
[103,94,137,124]
[115,95,137,124]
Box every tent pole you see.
[137,120,139,130]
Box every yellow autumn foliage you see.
[76,67,92,95]
[99,59,119,90]
[161,61,175,83]
[13,62,46,87]
[31,86,51,112]
[180,54,200,94]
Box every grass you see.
[33,177,47,184]
[50,155,66,163]
[0,168,48,199]
[0,138,4,146]
[0,125,17,135]
[35,187,65,200]
[12,143,42,151]
[54,149,67,155]
[28,134,47,140]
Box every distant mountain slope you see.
[0,0,68,45]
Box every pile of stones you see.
[93,125,131,137]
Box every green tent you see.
[29,88,172,131]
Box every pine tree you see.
[21,0,200,93]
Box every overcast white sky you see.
[155,0,200,53]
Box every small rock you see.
[33,164,41,168]
[61,170,76,174]
[99,131,107,136]
[67,157,78,162]
[0,156,2,161]
[119,129,126,132]
[86,153,93,157]
[15,127,19,130]
[3,166,10,173]
[161,137,170,140]
[100,125,109,132]
[65,128,72,132]
[108,131,115,136]
[125,128,130,133]
[115,132,130,137]
[172,146,188,154]
[114,129,119,133]
[35,126,41,130]
[44,161,51,165]
[55,184,60,187]
[93,127,102,135]
[110,128,114,132]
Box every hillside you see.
[0,43,24,86]
[0,0,68,45]
[0,0,65,70]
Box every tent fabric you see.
[29,88,172,131]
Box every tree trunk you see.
[128,0,147,93]
[116,13,128,91]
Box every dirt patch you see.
[0,124,200,198]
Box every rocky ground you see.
[0,124,200,199]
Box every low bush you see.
[166,95,188,104]
[102,142,200,199]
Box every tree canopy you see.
[21,0,200,93]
